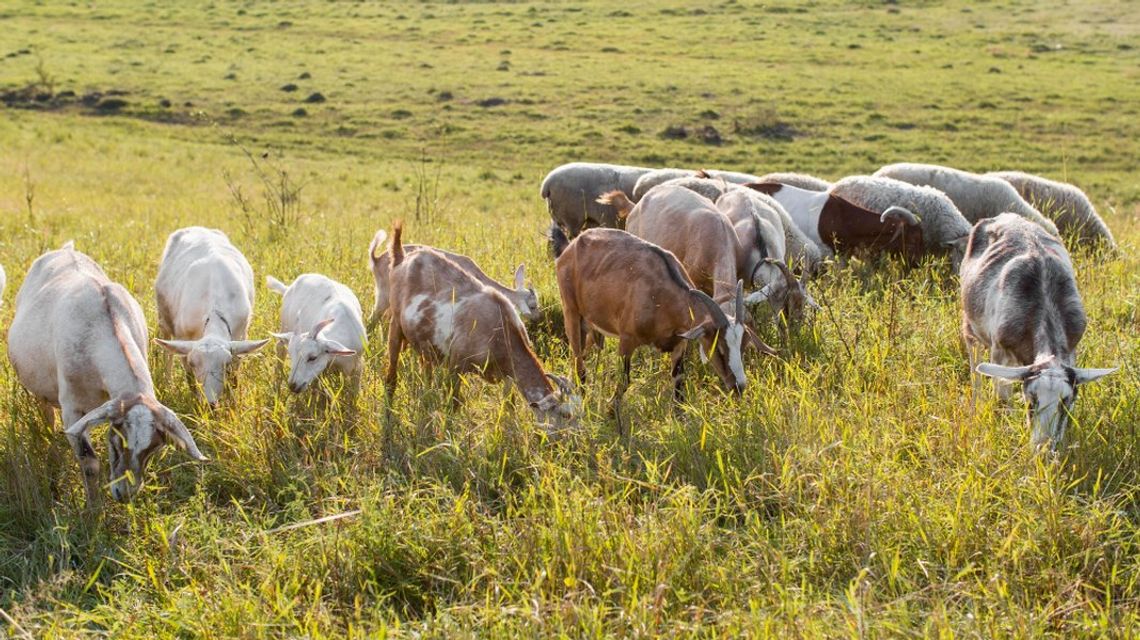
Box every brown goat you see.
[553,227,758,432]
[385,221,578,431]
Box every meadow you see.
[0,0,1139,636]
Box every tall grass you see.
[0,0,1138,636]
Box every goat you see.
[384,221,579,431]
[266,273,366,394]
[8,242,206,504]
[553,227,758,432]
[960,214,1115,449]
[367,229,539,328]
[154,227,269,406]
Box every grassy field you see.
[1,0,1138,636]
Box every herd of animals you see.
[0,160,1121,507]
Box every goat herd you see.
[0,160,1121,507]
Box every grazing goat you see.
[830,175,973,267]
[384,221,579,431]
[267,274,366,394]
[987,170,1116,250]
[154,227,268,406]
[367,229,539,327]
[960,214,1115,450]
[875,162,1060,236]
[745,182,925,262]
[715,189,819,321]
[8,242,207,504]
[541,162,652,241]
[553,227,756,431]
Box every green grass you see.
[1,0,1139,636]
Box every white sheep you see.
[987,171,1116,250]
[631,168,759,201]
[154,227,269,406]
[267,274,366,394]
[755,172,832,191]
[8,242,207,505]
[830,175,974,266]
[874,162,1060,236]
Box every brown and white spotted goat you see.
[384,221,578,431]
[960,213,1115,450]
[553,227,763,431]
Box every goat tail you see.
[695,168,712,179]
[389,219,405,268]
[597,190,635,219]
[266,275,288,296]
[549,222,570,259]
[369,229,388,264]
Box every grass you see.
[0,0,1139,636]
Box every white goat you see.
[154,227,268,406]
[960,214,1115,450]
[8,242,207,504]
[875,162,1060,236]
[267,274,366,394]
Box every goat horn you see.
[880,206,920,226]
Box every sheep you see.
[715,189,819,321]
[829,175,974,267]
[987,170,1116,250]
[266,273,366,394]
[552,226,757,431]
[367,229,539,329]
[384,222,579,431]
[631,168,760,201]
[745,181,927,263]
[960,213,1115,450]
[7,242,207,504]
[154,227,269,406]
[541,162,653,240]
[874,162,1060,236]
[755,172,832,191]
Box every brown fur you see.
[385,222,566,420]
[555,228,746,430]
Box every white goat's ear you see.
[322,339,357,357]
[230,339,270,356]
[745,285,773,306]
[697,343,710,364]
[65,400,119,437]
[514,263,526,290]
[157,407,208,462]
[976,362,1032,381]
[804,289,822,310]
[155,338,196,356]
[271,331,293,345]
[1073,367,1117,385]
[944,235,970,250]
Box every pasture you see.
[1,0,1139,636]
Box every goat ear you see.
[230,339,270,356]
[744,285,773,307]
[976,362,1032,381]
[744,325,779,357]
[157,407,208,462]
[734,280,745,322]
[678,324,708,341]
[697,342,710,364]
[804,289,822,310]
[1073,367,1117,385]
[271,331,293,345]
[514,263,526,290]
[64,399,119,438]
[322,339,357,357]
[154,338,196,356]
